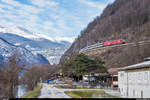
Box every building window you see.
[113,76,118,81]
[141,90,143,98]
[133,90,135,97]
[144,72,148,85]
[138,72,141,84]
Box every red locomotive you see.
[79,39,126,53]
[103,39,126,46]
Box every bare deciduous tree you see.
[21,65,58,91]
[0,54,24,98]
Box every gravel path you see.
[38,83,71,98]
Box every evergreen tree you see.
[62,59,75,77]
[62,53,107,78]
[74,53,90,77]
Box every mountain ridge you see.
[0,26,71,64]
[0,25,72,43]
[0,37,50,68]
[60,0,150,68]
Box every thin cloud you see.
[78,0,108,11]
[0,0,114,42]
[31,0,59,8]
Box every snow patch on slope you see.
[0,26,74,43]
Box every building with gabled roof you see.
[118,59,150,98]
[108,68,118,89]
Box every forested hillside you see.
[60,0,150,68]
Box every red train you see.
[79,39,126,53]
[103,39,126,46]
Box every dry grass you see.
[65,90,105,98]
[55,85,97,89]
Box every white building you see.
[118,60,150,98]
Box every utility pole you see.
[40,77,42,83]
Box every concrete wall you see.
[118,70,150,98]
[118,71,128,97]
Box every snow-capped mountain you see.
[0,33,65,50]
[0,25,71,65]
[34,46,69,64]
[0,25,74,43]
[0,37,50,68]
[0,25,39,39]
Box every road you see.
[38,83,122,98]
[38,83,71,98]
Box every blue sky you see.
[0,0,115,42]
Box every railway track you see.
[80,40,150,54]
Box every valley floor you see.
[38,83,122,98]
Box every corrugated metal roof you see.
[118,60,150,71]
[144,57,150,61]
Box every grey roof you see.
[118,60,150,71]
[144,57,150,61]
